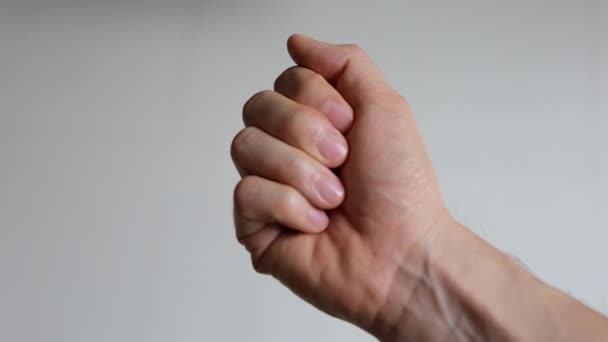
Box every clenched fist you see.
[231,33,450,336]
[230,34,608,342]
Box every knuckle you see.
[311,124,326,149]
[230,126,258,161]
[302,68,325,85]
[275,188,301,221]
[281,105,309,134]
[275,66,325,95]
[233,175,260,214]
[274,66,299,91]
[378,90,410,109]
[285,110,304,133]
[394,93,410,107]
[242,90,272,123]
[284,150,308,176]
[344,43,367,57]
[251,254,269,274]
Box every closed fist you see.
[231,34,452,333]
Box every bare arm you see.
[231,34,608,341]
[370,221,608,341]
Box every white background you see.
[0,1,606,341]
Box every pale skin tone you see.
[230,34,608,341]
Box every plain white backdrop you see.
[0,1,606,341]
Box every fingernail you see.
[309,208,329,230]
[316,175,344,205]
[321,100,353,132]
[317,130,347,163]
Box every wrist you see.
[363,216,463,341]
[364,216,608,342]
[366,218,517,341]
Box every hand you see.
[231,34,453,335]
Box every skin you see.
[230,34,608,341]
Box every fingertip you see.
[286,33,304,58]
[308,207,329,231]
[316,175,345,209]
[316,128,348,168]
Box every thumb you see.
[287,34,399,111]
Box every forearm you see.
[368,221,608,341]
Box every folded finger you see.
[233,175,328,239]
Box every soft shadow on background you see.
[0,1,606,341]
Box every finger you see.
[231,126,344,209]
[238,223,282,268]
[233,175,328,239]
[286,33,404,111]
[243,90,348,168]
[274,66,354,132]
